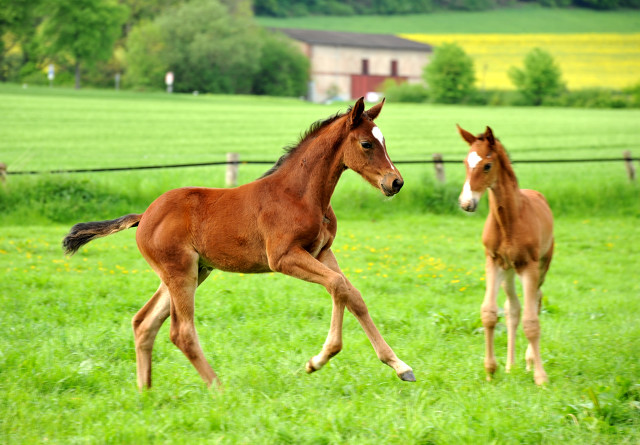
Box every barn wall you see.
[308,45,430,102]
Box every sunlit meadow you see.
[1,85,639,443]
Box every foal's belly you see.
[194,230,271,273]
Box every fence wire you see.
[4,156,639,176]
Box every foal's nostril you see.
[392,178,404,193]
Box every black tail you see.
[63,213,142,255]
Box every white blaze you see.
[372,125,395,171]
[467,151,482,170]
[372,126,384,146]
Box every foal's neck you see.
[276,124,347,211]
[488,148,521,236]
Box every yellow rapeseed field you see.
[400,33,640,90]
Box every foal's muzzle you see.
[459,198,478,213]
[381,174,404,196]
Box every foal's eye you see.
[360,141,373,149]
[483,163,492,172]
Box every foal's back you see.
[135,185,272,274]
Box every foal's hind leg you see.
[502,270,520,373]
[521,265,548,385]
[525,288,543,373]
[166,260,220,388]
[132,283,171,389]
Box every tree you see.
[125,21,167,90]
[0,0,45,81]
[41,0,127,89]
[423,42,475,104]
[125,0,309,96]
[508,47,564,106]
[155,0,260,94]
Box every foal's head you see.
[457,125,501,212]
[341,97,403,196]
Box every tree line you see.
[0,0,308,96]
[254,0,640,16]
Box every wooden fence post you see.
[226,153,239,187]
[0,162,6,183]
[623,150,636,182]
[432,153,445,183]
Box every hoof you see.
[534,374,549,386]
[305,360,318,374]
[398,370,416,382]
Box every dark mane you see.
[260,108,350,178]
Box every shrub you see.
[380,79,429,103]
[252,31,309,97]
[547,88,630,108]
[623,80,640,107]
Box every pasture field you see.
[1,85,639,443]
[1,215,639,443]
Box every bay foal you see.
[63,98,415,389]
[457,125,554,385]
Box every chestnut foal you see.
[457,125,554,385]
[63,98,415,389]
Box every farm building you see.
[275,28,433,103]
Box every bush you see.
[380,79,429,103]
[252,31,309,97]
[546,88,630,108]
[508,48,564,106]
[0,177,145,224]
[423,43,476,104]
[623,81,640,107]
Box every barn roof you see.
[274,28,432,52]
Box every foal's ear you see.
[457,124,476,145]
[365,97,385,121]
[348,97,366,128]
[484,126,496,146]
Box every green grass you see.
[1,84,639,443]
[1,215,639,443]
[1,84,639,224]
[256,4,640,34]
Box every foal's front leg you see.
[502,269,520,373]
[482,257,504,380]
[305,249,345,373]
[270,246,414,381]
